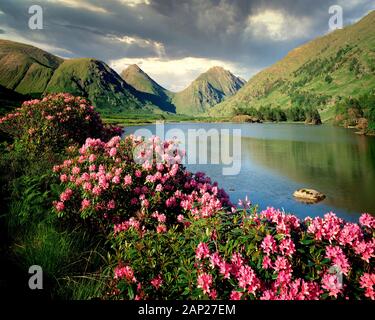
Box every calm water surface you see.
[124,123,375,222]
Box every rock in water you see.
[293,188,326,204]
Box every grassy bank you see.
[102,113,231,126]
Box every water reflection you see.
[242,135,375,214]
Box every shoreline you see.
[103,116,375,137]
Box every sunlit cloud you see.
[119,0,150,7]
[44,0,108,13]
[110,35,165,57]
[245,9,313,41]
[109,56,256,92]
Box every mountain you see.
[0,40,246,116]
[172,66,246,114]
[44,58,145,114]
[121,64,175,113]
[209,10,375,122]
[0,39,63,97]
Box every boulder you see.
[293,188,326,204]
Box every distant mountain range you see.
[0,39,244,116]
[209,10,375,122]
[0,10,374,120]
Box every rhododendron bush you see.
[109,208,375,300]
[0,93,121,154]
[52,135,231,231]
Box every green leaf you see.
[300,238,315,245]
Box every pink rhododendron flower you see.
[156,224,167,233]
[107,200,116,210]
[88,154,96,162]
[109,147,117,157]
[359,273,375,300]
[112,175,120,184]
[60,188,73,201]
[279,238,296,257]
[196,242,210,260]
[55,201,65,212]
[261,235,277,255]
[135,170,142,178]
[114,265,136,283]
[81,199,91,210]
[150,275,163,289]
[353,239,374,263]
[141,199,150,208]
[262,255,273,269]
[155,184,163,192]
[325,245,350,275]
[123,175,132,186]
[230,291,243,300]
[197,273,213,295]
[72,166,80,175]
[321,273,343,298]
[359,213,375,229]
[219,261,232,279]
[238,265,259,295]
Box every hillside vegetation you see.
[44,58,146,115]
[121,64,175,113]
[0,39,62,97]
[209,11,375,128]
[172,66,246,115]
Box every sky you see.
[0,0,374,91]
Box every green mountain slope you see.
[0,40,63,96]
[44,58,148,115]
[0,40,169,115]
[172,66,246,115]
[209,11,375,121]
[121,64,175,113]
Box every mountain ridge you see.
[0,39,63,97]
[209,10,375,120]
[121,64,176,113]
[0,39,244,115]
[44,58,146,114]
[171,66,246,114]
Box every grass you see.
[102,113,231,126]
[0,142,111,299]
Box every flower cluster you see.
[0,93,121,153]
[306,212,375,263]
[109,203,374,300]
[188,208,375,300]
[194,240,321,300]
[52,134,231,231]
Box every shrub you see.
[109,206,375,300]
[52,135,231,232]
[0,93,121,155]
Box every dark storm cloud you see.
[0,0,373,79]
